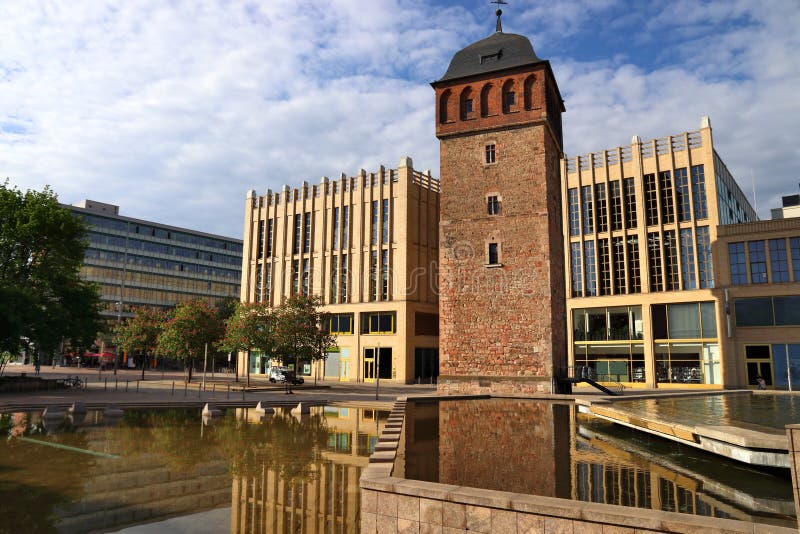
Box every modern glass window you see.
[627,236,641,293]
[257,220,265,259]
[485,144,496,164]
[735,297,773,327]
[568,188,580,236]
[612,237,625,294]
[302,258,310,295]
[609,180,622,231]
[749,241,767,284]
[382,199,390,244]
[342,206,350,249]
[652,302,717,340]
[623,178,637,229]
[696,226,714,288]
[581,185,594,235]
[266,219,273,258]
[770,238,789,282]
[729,242,747,285]
[330,256,338,303]
[663,230,679,291]
[691,165,708,219]
[598,239,610,296]
[792,237,800,281]
[293,214,301,254]
[381,249,389,300]
[488,243,499,265]
[595,183,608,233]
[361,312,396,334]
[488,195,501,216]
[647,233,663,291]
[371,201,379,246]
[329,313,354,334]
[659,171,674,224]
[255,266,262,302]
[332,207,340,250]
[573,306,643,341]
[644,174,658,226]
[584,241,597,296]
[775,296,800,326]
[674,168,691,222]
[679,228,696,290]
[265,264,271,303]
[570,242,582,297]
[572,306,645,383]
[291,259,299,295]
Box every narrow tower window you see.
[487,195,501,215]
[485,144,496,164]
[488,243,499,265]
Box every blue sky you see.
[1,0,798,238]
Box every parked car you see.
[268,366,304,385]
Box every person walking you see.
[34,358,41,376]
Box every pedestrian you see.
[756,376,767,390]
[34,358,41,376]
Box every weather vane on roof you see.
[491,0,508,33]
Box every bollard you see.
[136,381,140,393]
[125,380,129,392]
[171,381,175,396]
[104,378,108,391]
[226,384,230,400]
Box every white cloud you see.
[0,0,797,240]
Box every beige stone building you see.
[239,158,439,383]
[562,117,761,389]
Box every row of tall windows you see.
[88,231,240,266]
[84,248,240,280]
[330,254,350,304]
[729,237,800,285]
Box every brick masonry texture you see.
[436,82,567,394]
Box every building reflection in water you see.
[0,405,388,534]
[403,399,795,529]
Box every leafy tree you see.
[113,307,165,379]
[156,299,224,382]
[272,295,336,390]
[0,180,101,357]
[217,301,274,387]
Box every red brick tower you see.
[433,10,567,394]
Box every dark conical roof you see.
[437,31,541,83]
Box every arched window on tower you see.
[439,89,451,123]
[460,87,475,120]
[480,83,495,117]
[502,79,518,114]
[523,75,536,110]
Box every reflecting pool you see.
[0,405,388,533]
[401,398,796,529]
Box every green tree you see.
[156,299,223,382]
[272,295,336,389]
[0,180,101,357]
[217,301,274,387]
[113,307,165,380]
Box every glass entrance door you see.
[363,351,376,382]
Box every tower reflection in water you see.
[403,399,795,529]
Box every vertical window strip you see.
[609,181,622,231]
[371,201,379,246]
[729,242,747,285]
[691,165,708,219]
[623,178,638,229]
[584,241,597,296]
[291,259,299,295]
[342,206,349,249]
[644,174,659,226]
[770,238,789,282]
[570,242,583,297]
[674,168,691,222]
[749,240,767,284]
[627,236,641,293]
[266,219,273,258]
[293,214,301,254]
[598,238,611,295]
[679,228,697,290]
[340,254,348,303]
[382,199,390,244]
[265,264,271,304]
[303,212,311,253]
[648,232,663,291]
[257,220,265,259]
[663,230,679,290]
[330,256,338,303]
[568,188,580,236]
[595,183,608,233]
[332,207,339,250]
[381,249,389,300]
[302,258,310,295]
[791,237,800,281]
[255,266,262,302]
[659,170,675,224]
[696,226,714,288]
[370,250,378,301]
[581,185,594,235]
[612,237,626,294]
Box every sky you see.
[1,0,798,239]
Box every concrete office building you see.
[239,159,439,383]
[562,117,800,390]
[69,199,242,326]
